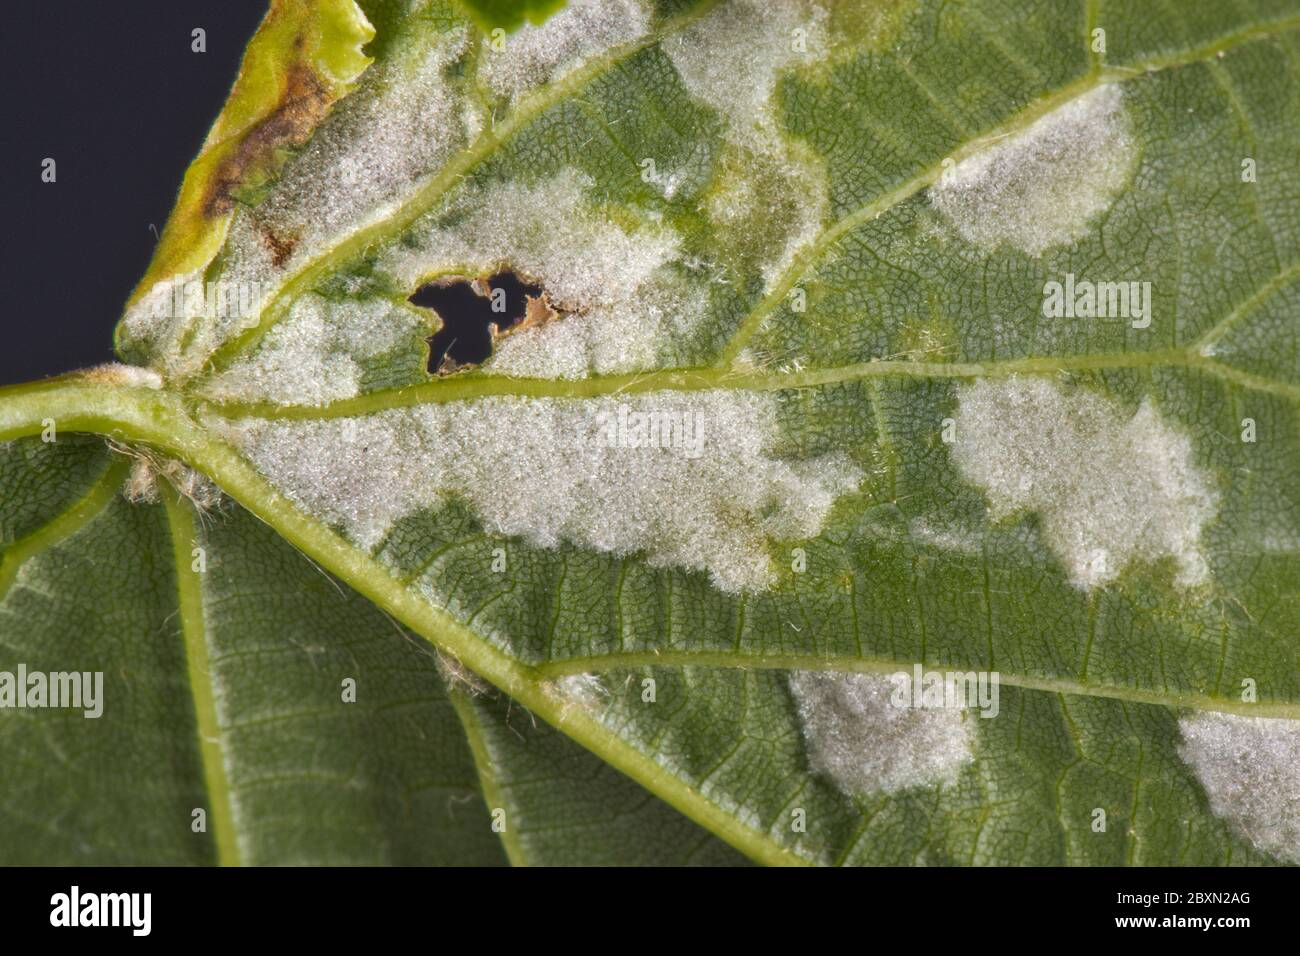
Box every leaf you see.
[456,0,570,33]
[3,0,1300,865]
[120,0,375,318]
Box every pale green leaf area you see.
[2,0,1299,865]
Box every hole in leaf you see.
[410,271,544,374]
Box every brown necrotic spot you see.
[203,58,332,219]
[409,271,547,374]
[260,225,299,268]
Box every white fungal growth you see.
[382,169,699,379]
[249,26,473,270]
[929,83,1136,256]
[1178,712,1300,864]
[488,275,709,381]
[175,25,476,372]
[118,269,207,372]
[908,517,983,554]
[81,363,163,390]
[666,0,831,287]
[203,295,426,406]
[478,0,650,101]
[217,390,861,592]
[550,673,609,714]
[385,169,676,312]
[951,377,1219,591]
[664,0,827,139]
[787,671,974,796]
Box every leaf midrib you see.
[2,379,1294,718]
[203,333,1300,425]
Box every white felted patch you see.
[175,24,477,373]
[478,0,650,101]
[118,270,207,372]
[218,390,861,592]
[667,0,831,287]
[487,274,709,381]
[203,295,426,406]
[929,83,1136,256]
[951,377,1218,591]
[384,169,677,312]
[1178,711,1300,864]
[382,169,704,379]
[787,670,974,796]
[664,0,827,138]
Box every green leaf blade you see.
[4,0,1300,866]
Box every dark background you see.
[3,1,270,385]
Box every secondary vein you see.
[0,459,128,604]
[163,490,241,867]
[445,689,530,866]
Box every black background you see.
[0,865,1284,938]
[3,1,269,385]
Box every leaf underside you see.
[2,0,1299,865]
